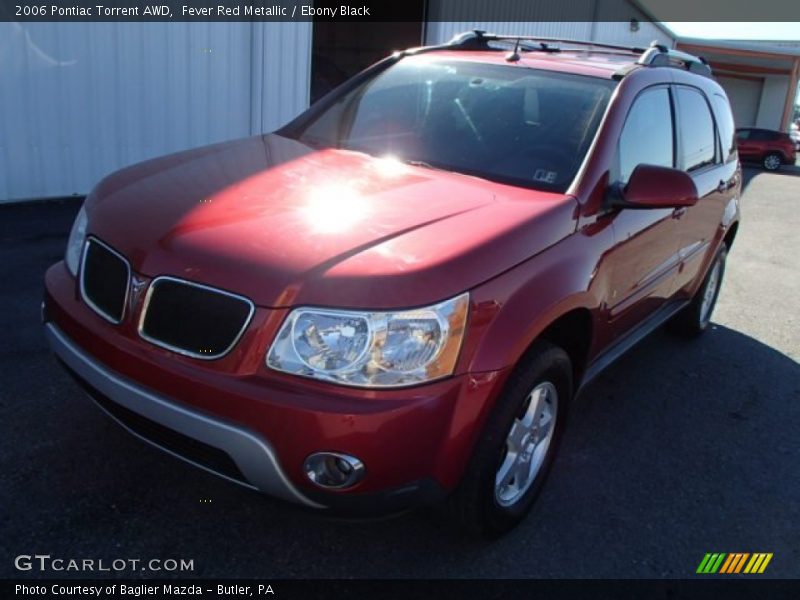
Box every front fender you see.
[458,228,608,375]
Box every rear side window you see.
[713,94,736,162]
[676,87,717,171]
[617,87,673,183]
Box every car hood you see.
[87,134,577,308]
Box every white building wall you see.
[425,0,674,47]
[426,0,595,28]
[251,22,313,135]
[590,20,672,48]
[0,22,311,202]
[426,21,592,45]
[426,20,671,47]
[755,75,790,130]
[717,76,763,128]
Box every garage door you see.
[717,76,763,129]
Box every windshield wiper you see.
[404,159,449,172]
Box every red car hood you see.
[87,134,576,308]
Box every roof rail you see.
[447,30,647,55]
[636,41,713,77]
[423,31,714,79]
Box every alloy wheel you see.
[764,154,781,170]
[494,381,558,507]
[700,258,722,326]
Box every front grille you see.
[139,277,254,359]
[59,359,249,485]
[80,237,130,324]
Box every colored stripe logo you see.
[696,553,773,574]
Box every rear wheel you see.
[763,153,782,171]
[447,341,572,538]
[668,244,727,338]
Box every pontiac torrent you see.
[44,32,740,537]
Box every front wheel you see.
[668,244,727,338]
[763,153,782,171]
[447,341,572,538]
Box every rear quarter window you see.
[676,87,717,172]
[712,93,736,162]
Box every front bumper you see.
[45,321,322,507]
[43,262,509,512]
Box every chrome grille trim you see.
[137,275,255,360]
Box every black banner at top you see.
[2,0,800,22]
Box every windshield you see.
[289,56,615,192]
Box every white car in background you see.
[790,122,800,151]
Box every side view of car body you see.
[44,32,740,537]
[736,127,797,171]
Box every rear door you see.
[672,87,737,295]
[771,131,795,162]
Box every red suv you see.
[735,127,797,170]
[44,33,740,537]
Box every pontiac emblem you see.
[129,275,149,309]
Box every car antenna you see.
[506,38,521,62]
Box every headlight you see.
[65,205,88,276]
[267,293,469,388]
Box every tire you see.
[763,153,782,171]
[668,244,727,338]
[447,341,572,538]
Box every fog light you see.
[304,452,365,489]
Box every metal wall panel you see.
[425,0,674,48]
[591,20,673,47]
[0,22,312,202]
[426,0,596,29]
[718,76,763,128]
[755,76,790,130]
[426,20,672,48]
[251,22,313,135]
[426,21,593,45]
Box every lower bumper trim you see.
[44,322,323,508]
[61,360,251,487]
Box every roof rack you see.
[446,29,647,56]
[635,42,713,77]
[437,30,714,79]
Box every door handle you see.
[717,180,727,193]
[672,207,688,219]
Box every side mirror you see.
[608,164,698,210]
